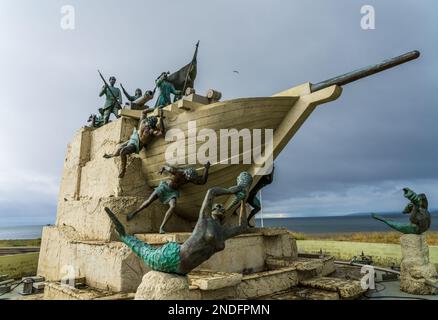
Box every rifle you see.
[98,70,123,110]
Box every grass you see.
[289,231,438,245]
[297,239,438,268]
[0,239,41,247]
[0,253,39,279]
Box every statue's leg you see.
[103,108,111,124]
[127,191,159,221]
[159,198,176,234]
[246,193,261,227]
[118,144,137,178]
[371,214,419,234]
[113,107,121,119]
[103,142,128,159]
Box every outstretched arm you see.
[159,165,177,175]
[223,201,247,239]
[199,187,236,220]
[121,84,135,102]
[191,162,211,185]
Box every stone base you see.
[37,226,149,293]
[135,271,195,300]
[400,234,438,295]
[38,227,297,295]
[44,282,135,300]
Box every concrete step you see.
[260,287,340,300]
[44,282,135,300]
[188,270,242,291]
[300,276,366,299]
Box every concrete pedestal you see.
[400,234,438,295]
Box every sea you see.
[0,213,437,240]
[256,213,438,234]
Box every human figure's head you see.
[211,203,225,223]
[146,116,158,129]
[156,72,169,84]
[183,167,199,181]
[135,88,143,97]
[403,188,429,211]
[237,172,253,191]
[145,90,154,98]
[109,76,116,86]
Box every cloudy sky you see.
[0,0,436,225]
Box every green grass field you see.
[0,239,41,247]
[0,252,39,279]
[297,240,438,268]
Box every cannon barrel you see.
[310,50,420,92]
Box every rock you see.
[300,277,366,299]
[400,234,438,295]
[135,271,194,300]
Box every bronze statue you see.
[372,188,431,234]
[246,165,275,227]
[87,111,105,128]
[127,162,211,234]
[120,84,155,110]
[104,175,249,275]
[103,108,165,178]
[98,72,123,124]
[155,72,182,108]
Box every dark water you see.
[256,214,438,234]
[1,214,437,239]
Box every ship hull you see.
[131,84,342,221]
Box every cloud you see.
[262,179,438,217]
[0,169,58,206]
[0,0,437,224]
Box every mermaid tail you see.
[371,213,420,234]
[120,235,183,274]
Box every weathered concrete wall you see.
[400,234,438,295]
[37,226,149,292]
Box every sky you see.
[0,0,437,225]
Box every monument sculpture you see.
[103,108,165,178]
[126,162,212,234]
[372,188,431,234]
[106,173,250,275]
[372,188,436,295]
[121,84,155,110]
[37,49,422,300]
[246,165,275,227]
[155,72,183,108]
[98,72,123,124]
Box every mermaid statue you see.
[104,172,253,275]
[372,188,431,234]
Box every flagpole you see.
[182,41,200,94]
[260,190,264,228]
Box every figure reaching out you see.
[104,178,249,275]
[372,188,431,234]
[103,108,165,178]
[126,162,211,234]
